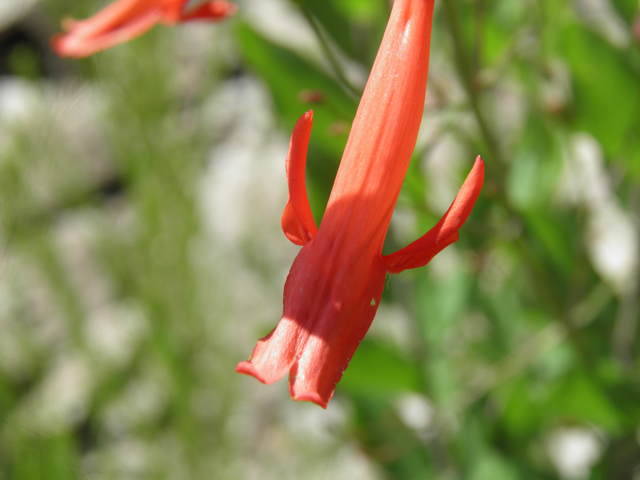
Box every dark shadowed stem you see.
[438,1,565,318]
[453,282,613,413]
[440,0,505,171]
[472,0,486,77]
[612,281,640,364]
[300,6,361,99]
[429,0,612,413]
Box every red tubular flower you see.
[236,0,484,408]
[51,0,236,58]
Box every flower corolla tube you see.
[236,0,485,408]
[51,0,236,58]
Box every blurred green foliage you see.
[1,0,639,479]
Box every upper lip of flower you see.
[237,0,484,408]
[50,0,237,58]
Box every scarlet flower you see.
[236,0,484,408]
[51,0,236,58]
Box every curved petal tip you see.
[281,110,317,245]
[238,357,331,408]
[235,361,268,384]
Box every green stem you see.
[452,282,612,413]
[300,6,361,99]
[440,0,505,170]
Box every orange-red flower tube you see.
[236,0,484,408]
[51,0,236,58]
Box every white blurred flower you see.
[562,133,610,209]
[559,133,639,295]
[574,0,631,48]
[587,202,639,295]
[0,0,38,30]
[12,353,93,435]
[84,302,149,370]
[547,427,603,480]
[101,373,171,437]
[200,76,288,246]
[239,0,367,88]
[396,393,435,434]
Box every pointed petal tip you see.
[468,155,485,190]
[382,154,484,273]
[293,110,313,133]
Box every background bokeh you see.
[1,0,640,478]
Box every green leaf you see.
[340,340,421,396]
[235,22,359,218]
[468,452,521,480]
[507,113,562,212]
[552,370,623,432]
[609,0,638,22]
[523,210,578,279]
[298,0,362,60]
[562,22,639,156]
[500,376,544,437]
[235,21,357,139]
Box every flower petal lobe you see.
[281,111,318,245]
[383,156,484,273]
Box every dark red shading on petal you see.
[283,258,387,408]
[383,156,484,273]
[236,242,387,408]
[281,111,318,246]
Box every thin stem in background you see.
[300,5,362,99]
[421,0,628,422]
[440,0,506,171]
